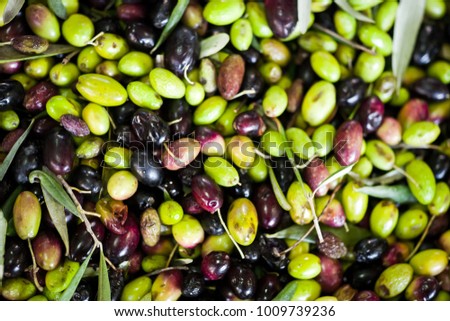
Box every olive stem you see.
[145,266,189,277]
[165,244,179,268]
[70,187,92,194]
[295,153,320,169]
[405,215,436,261]
[183,65,195,86]
[85,31,105,47]
[392,164,420,189]
[312,23,376,55]
[107,112,117,131]
[167,118,183,126]
[217,208,245,259]
[229,89,257,100]
[254,148,270,159]
[62,49,81,65]
[0,41,12,46]
[391,143,442,151]
[27,239,44,292]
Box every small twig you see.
[392,164,420,189]
[146,266,189,277]
[85,31,105,46]
[217,209,245,259]
[71,187,92,194]
[62,49,81,65]
[295,153,319,169]
[166,244,179,268]
[254,148,270,159]
[229,89,257,100]
[391,143,442,151]
[312,23,376,55]
[167,118,183,126]
[107,111,117,131]
[406,215,437,261]
[28,239,43,292]
[183,65,195,86]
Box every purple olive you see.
[104,214,141,264]
[191,174,223,213]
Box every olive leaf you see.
[59,249,94,301]
[392,0,426,92]
[297,0,312,34]
[199,33,230,59]
[272,280,299,301]
[350,169,404,186]
[334,0,374,23]
[28,169,80,217]
[0,111,47,181]
[48,0,67,19]
[0,0,25,27]
[356,184,417,204]
[313,163,355,196]
[41,187,70,256]
[0,43,76,63]
[150,0,190,54]
[268,165,292,211]
[98,250,111,301]
[0,209,7,287]
[266,223,371,247]
[0,185,22,221]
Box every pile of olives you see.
[0,0,450,301]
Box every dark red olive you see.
[233,110,266,138]
[32,230,63,271]
[191,174,223,213]
[264,0,298,39]
[32,116,59,136]
[43,128,75,175]
[181,193,205,215]
[164,25,200,77]
[127,250,144,274]
[201,251,231,281]
[334,120,363,166]
[116,3,147,22]
[103,214,141,264]
[355,95,384,135]
[405,276,439,301]
[0,15,27,42]
[253,183,283,230]
[1,128,25,152]
[315,254,343,294]
[303,158,330,197]
[23,81,58,113]
[255,273,282,301]
[0,61,23,75]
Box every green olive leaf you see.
[313,163,355,196]
[334,0,374,23]
[350,169,404,186]
[356,184,417,204]
[199,33,230,59]
[0,209,7,287]
[1,185,22,221]
[272,280,299,301]
[392,0,426,92]
[98,250,111,301]
[268,165,292,211]
[28,169,80,217]
[41,187,70,256]
[59,249,94,301]
[0,0,25,27]
[0,111,47,181]
[0,43,76,63]
[297,0,312,34]
[48,0,67,19]
[150,0,190,54]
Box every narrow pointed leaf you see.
[150,0,190,54]
[1,185,23,221]
[0,44,76,63]
[59,249,94,301]
[313,164,355,196]
[272,280,299,301]
[48,0,67,19]
[29,170,80,217]
[0,0,25,27]
[353,169,404,186]
[199,33,230,59]
[297,0,312,34]
[41,187,70,256]
[334,0,374,23]
[356,184,417,204]
[392,0,426,91]
[0,209,7,287]
[98,250,111,301]
[268,165,292,211]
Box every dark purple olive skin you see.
[355,95,385,135]
[253,183,283,230]
[127,187,157,212]
[23,81,58,113]
[69,218,106,262]
[71,165,102,199]
[413,21,444,66]
[264,0,298,39]
[131,109,169,146]
[354,237,388,263]
[337,77,368,110]
[303,158,330,197]
[0,15,27,42]
[191,174,223,213]
[334,120,363,166]
[233,110,266,138]
[0,79,25,110]
[201,251,231,281]
[271,157,294,193]
[94,17,121,35]
[125,22,156,52]
[182,272,205,298]
[241,65,265,98]
[241,48,262,64]
[181,193,205,215]
[104,214,141,264]
[149,0,175,29]
[117,3,147,22]
[406,276,439,301]
[227,264,257,299]
[110,101,136,126]
[162,99,192,139]
[43,128,75,175]
[71,279,95,301]
[4,238,30,278]
[353,290,380,301]
[130,150,164,187]
[32,230,63,271]
[255,273,282,301]
[200,213,225,235]
[109,269,125,301]
[315,254,343,294]
[11,138,41,184]
[164,26,200,77]
[410,77,450,102]
[344,263,384,290]
[32,117,59,136]
[426,151,449,180]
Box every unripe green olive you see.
[62,14,94,47]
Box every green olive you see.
[45,259,80,293]
[370,200,399,238]
[342,181,368,224]
[204,156,240,187]
[118,51,153,77]
[127,81,162,110]
[193,96,227,125]
[395,209,429,240]
[62,14,94,47]
[24,57,54,79]
[288,253,322,280]
[428,182,450,216]
[94,33,129,60]
[287,181,313,225]
[230,18,253,51]
[375,263,413,299]
[149,68,186,99]
[405,159,436,205]
[334,10,357,40]
[107,170,138,201]
[158,200,184,226]
[409,249,448,276]
[172,215,204,249]
[227,198,258,246]
[13,191,41,240]
[203,0,245,26]
[121,276,152,301]
[246,2,273,38]
[301,80,336,126]
[76,74,127,107]
[354,52,385,83]
[1,278,37,301]
[310,51,341,82]
[77,46,103,73]
[49,62,80,87]
[81,103,110,136]
[263,85,288,118]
